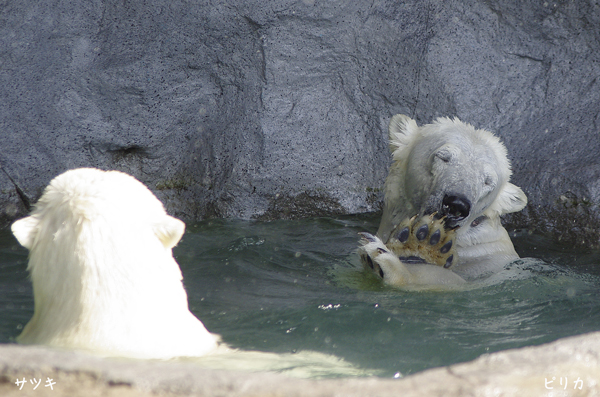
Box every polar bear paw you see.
[359,214,458,279]
[386,214,457,268]
[358,233,397,280]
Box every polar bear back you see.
[12,168,217,359]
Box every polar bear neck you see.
[19,209,190,352]
[453,217,519,277]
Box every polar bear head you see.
[11,168,216,359]
[378,115,527,246]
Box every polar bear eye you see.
[435,148,453,163]
[434,144,458,164]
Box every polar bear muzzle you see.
[439,193,471,228]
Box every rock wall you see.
[1,0,599,245]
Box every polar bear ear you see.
[491,182,528,215]
[11,216,39,250]
[154,216,186,249]
[388,114,419,155]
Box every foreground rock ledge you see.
[1,332,599,397]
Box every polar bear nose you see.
[442,194,471,223]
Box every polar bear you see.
[11,168,218,359]
[359,115,527,286]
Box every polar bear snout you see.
[440,194,471,228]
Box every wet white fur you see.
[12,168,217,359]
[377,115,527,280]
[360,235,466,287]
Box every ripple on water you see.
[1,215,600,378]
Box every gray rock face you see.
[1,0,599,245]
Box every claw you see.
[358,232,377,243]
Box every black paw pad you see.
[385,214,458,269]
[444,255,454,269]
[366,255,374,269]
[416,224,429,241]
[397,227,410,243]
[440,240,452,254]
[429,229,441,245]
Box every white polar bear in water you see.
[10,168,379,377]
[12,168,217,359]
[359,115,527,287]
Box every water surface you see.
[1,214,599,378]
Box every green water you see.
[1,214,600,378]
